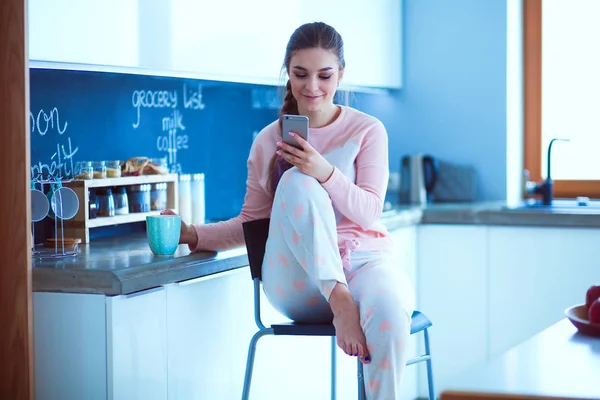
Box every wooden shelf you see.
[87,211,164,228]
[67,174,178,188]
[62,174,179,243]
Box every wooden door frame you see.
[0,0,33,398]
[523,0,600,197]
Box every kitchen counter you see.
[33,202,599,295]
[442,318,600,399]
[385,200,600,228]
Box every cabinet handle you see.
[176,267,246,286]
[123,286,165,299]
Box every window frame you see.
[523,0,600,198]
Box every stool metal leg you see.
[424,328,435,400]
[241,329,273,400]
[357,359,366,400]
[330,336,336,400]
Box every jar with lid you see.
[106,161,122,178]
[127,184,151,213]
[113,187,129,215]
[191,173,205,225]
[93,161,107,179]
[150,157,169,174]
[88,189,97,219]
[96,188,115,217]
[75,161,94,180]
[178,174,192,223]
[151,182,168,211]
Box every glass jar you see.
[113,187,129,215]
[178,174,192,223]
[93,161,107,179]
[150,157,169,174]
[96,188,115,217]
[127,184,151,213]
[106,160,122,178]
[75,161,93,180]
[150,182,168,211]
[88,189,97,219]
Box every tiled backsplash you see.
[30,69,394,221]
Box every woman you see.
[164,22,415,399]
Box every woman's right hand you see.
[160,209,198,246]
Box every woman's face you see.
[288,47,344,114]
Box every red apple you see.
[585,285,600,309]
[589,299,600,324]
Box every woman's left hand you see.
[277,132,334,183]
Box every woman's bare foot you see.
[329,283,371,364]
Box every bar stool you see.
[241,218,435,399]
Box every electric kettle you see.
[398,154,439,205]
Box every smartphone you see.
[282,114,309,150]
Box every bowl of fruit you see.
[564,285,600,337]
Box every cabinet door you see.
[106,287,168,400]
[29,0,141,67]
[167,268,262,400]
[488,226,600,357]
[416,225,488,398]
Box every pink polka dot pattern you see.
[381,358,392,370]
[275,285,286,297]
[379,320,392,332]
[294,204,304,219]
[302,178,314,189]
[306,297,320,307]
[365,306,375,319]
[293,280,306,291]
[277,253,289,267]
[280,200,286,211]
[267,255,275,268]
[293,231,301,245]
[368,380,380,393]
[315,255,324,265]
[299,258,307,271]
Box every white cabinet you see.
[34,293,108,400]
[29,0,142,68]
[106,287,168,400]
[167,268,343,400]
[488,226,600,357]
[416,225,489,398]
[166,268,257,400]
[28,0,403,89]
[34,289,168,400]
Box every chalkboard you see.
[30,69,280,220]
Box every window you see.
[524,0,600,197]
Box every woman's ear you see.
[337,68,345,87]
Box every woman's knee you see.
[278,169,328,202]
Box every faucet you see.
[524,137,570,205]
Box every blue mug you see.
[146,215,181,256]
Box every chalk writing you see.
[30,107,68,136]
[183,84,206,110]
[132,89,178,129]
[31,137,78,179]
[156,110,189,173]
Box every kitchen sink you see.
[505,198,600,213]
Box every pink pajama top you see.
[190,105,393,262]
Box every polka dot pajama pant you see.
[262,169,415,400]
